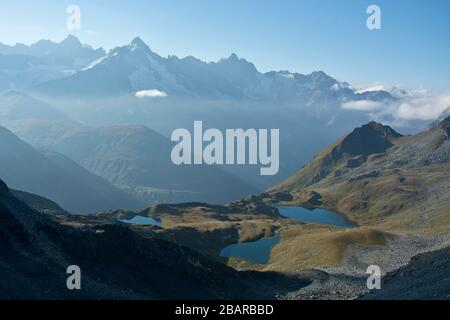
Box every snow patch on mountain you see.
[81,55,108,71]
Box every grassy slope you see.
[264,119,450,271]
[267,226,395,271]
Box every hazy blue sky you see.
[0,0,449,89]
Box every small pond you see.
[219,235,281,265]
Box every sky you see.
[0,0,449,90]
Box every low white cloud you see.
[342,100,386,111]
[342,88,450,122]
[135,89,168,98]
[394,90,450,120]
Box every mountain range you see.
[31,36,395,105]
[0,35,105,93]
[0,35,105,63]
[0,35,396,110]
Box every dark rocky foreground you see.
[361,245,450,300]
[0,179,312,299]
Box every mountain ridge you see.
[271,121,404,191]
[0,35,105,64]
[31,36,395,103]
[0,36,107,92]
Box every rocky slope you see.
[361,244,450,300]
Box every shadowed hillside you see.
[0,179,312,299]
[42,124,259,205]
[0,126,143,213]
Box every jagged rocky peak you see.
[310,70,329,79]
[220,53,253,66]
[107,36,153,58]
[306,70,339,88]
[228,53,239,60]
[216,52,260,76]
[60,34,82,47]
[339,121,402,156]
[365,121,402,138]
[129,36,151,52]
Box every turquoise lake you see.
[277,206,356,228]
[220,206,356,264]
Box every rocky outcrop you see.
[338,121,402,157]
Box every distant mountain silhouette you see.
[0,126,143,212]
[43,124,259,205]
[0,36,105,92]
[0,35,105,68]
[0,91,72,123]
